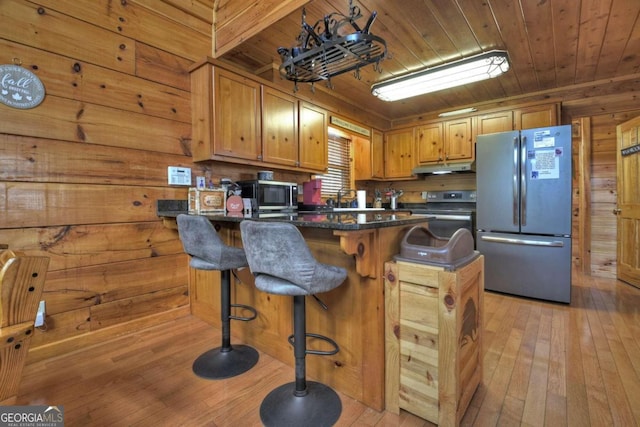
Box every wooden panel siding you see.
[0,39,190,122]
[0,97,192,156]
[0,0,212,362]
[0,1,136,74]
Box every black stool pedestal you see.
[260,381,342,427]
[192,344,259,380]
[259,295,341,427]
[191,269,258,379]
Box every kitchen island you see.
[159,203,431,411]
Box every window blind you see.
[321,134,352,198]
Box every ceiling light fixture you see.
[438,107,478,117]
[371,50,509,102]
[277,0,386,92]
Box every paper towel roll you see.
[357,190,366,209]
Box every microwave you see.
[237,180,298,212]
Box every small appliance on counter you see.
[237,179,298,212]
[303,178,323,206]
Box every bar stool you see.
[177,214,259,379]
[240,220,347,427]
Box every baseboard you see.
[25,306,191,365]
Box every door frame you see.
[615,115,640,288]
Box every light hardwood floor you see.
[15,271,640,426]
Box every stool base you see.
[192,344,259,380]
[260,381,342,427]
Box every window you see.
[321,131,353,198]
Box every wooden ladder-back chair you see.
[0,247,49,404]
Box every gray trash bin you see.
[394,226,479,270]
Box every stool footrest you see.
[230,303,258,321]
[288,332,340,356]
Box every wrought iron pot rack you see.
[277,0,387,88]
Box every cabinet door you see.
[353,135,372,180]
[416,123,444,163]
[299,102,328,172]
[384,128,415,178]
[371,129,385,179]
[444,118,473,161]
[213,68,261,160]
[475,111,513,138]
[514,104,558,130]
[262,86,298,166]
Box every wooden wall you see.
[0,0,214,363]
[581,110,640,278]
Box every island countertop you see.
[157,200,431,230]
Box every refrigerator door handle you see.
[513,137,519,225]
[520,136,527,226]
[481,235,565,247]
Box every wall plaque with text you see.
[0,64,46,109]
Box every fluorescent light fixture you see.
[371,50,509,102]
[438,107,478,117]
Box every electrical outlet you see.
[35,300,45,327]
[421,191,428,200]
[167,166,191,186]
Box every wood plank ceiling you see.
[216,0,640,121]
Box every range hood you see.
[412,161,476,175]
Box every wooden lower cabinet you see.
[188,221,428,411]
[384,256,484,425]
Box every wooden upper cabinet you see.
[416,122,444,163]
[212,68,262,160]
[353,134,372,180]
[444,118,473,161]
[416,118,473,165]
[190,60,327,172]
[299,102,328,172]
[371,129,385,179]
[261,86,298,166]
[475,111,513,138]
[384,128,415,179]
[514,104,558,130]
[190,63,261,162]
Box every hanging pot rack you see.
[277,0,387,88]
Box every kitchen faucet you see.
[337,188,356,208]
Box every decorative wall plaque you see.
[0,64,46,109]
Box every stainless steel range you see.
[406,190,477,244]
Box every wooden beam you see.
[213,0,310,57]
[577,118,592,275]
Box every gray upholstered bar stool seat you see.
[177,214,259,379]
[240,220,347,427]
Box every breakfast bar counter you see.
[159,203,431,411]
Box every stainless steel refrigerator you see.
[476,125,572,303]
